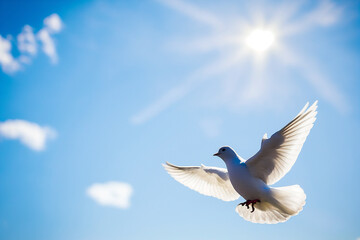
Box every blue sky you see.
[0,0,359,239]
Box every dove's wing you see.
[163,162,240,201]
[246,101,318,185]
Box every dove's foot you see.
[238,199,261,213]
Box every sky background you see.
[0,0,360,239]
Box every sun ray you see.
[282,1,342,36]
[276,44,349,112]
[131,0,349,124]
[131,50,247,124]
[155,0,223,28]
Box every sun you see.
[246,29,275,52]
[135,1,346,124]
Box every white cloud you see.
[37,29,58,64]
[0,35,20,74]
[87,182,133,209]
[44,14,63,33]
[0,13,63,74]
[37,14,63,64]
[17,25,37,56]
[0,119,57,151]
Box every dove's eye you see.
[222,148,226,152]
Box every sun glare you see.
[246,29,275,52]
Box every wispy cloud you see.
[38,14,63,63]
[37,29,58,63]
[87,182,133,209]
[0,13,63,74]
[0,36,21,74]
[17,25,37,56]
[0,119,57,151]
[43,13,63,33]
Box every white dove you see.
[163,101,317,224]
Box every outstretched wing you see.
[246,101,318,185]
[163,162,240,201]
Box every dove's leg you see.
[238,199,261,213]
[239,200,251,209]
[250,199,260,213]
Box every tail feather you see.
[271,185,306,215]
[235,185,306,224]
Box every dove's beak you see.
[213,152,220,156]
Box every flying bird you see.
[163,101,317,224]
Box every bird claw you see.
[238,199,260,213]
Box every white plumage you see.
[246,101,317,185]
[163,101,317,224]
[163,162,239,201]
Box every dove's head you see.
[213,146,238,162]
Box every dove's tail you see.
[235,185,306,224]
[270,184,306,216]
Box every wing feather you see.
[246,101,318,185]
[163,162,239,201]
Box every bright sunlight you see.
[246,29,275,52]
